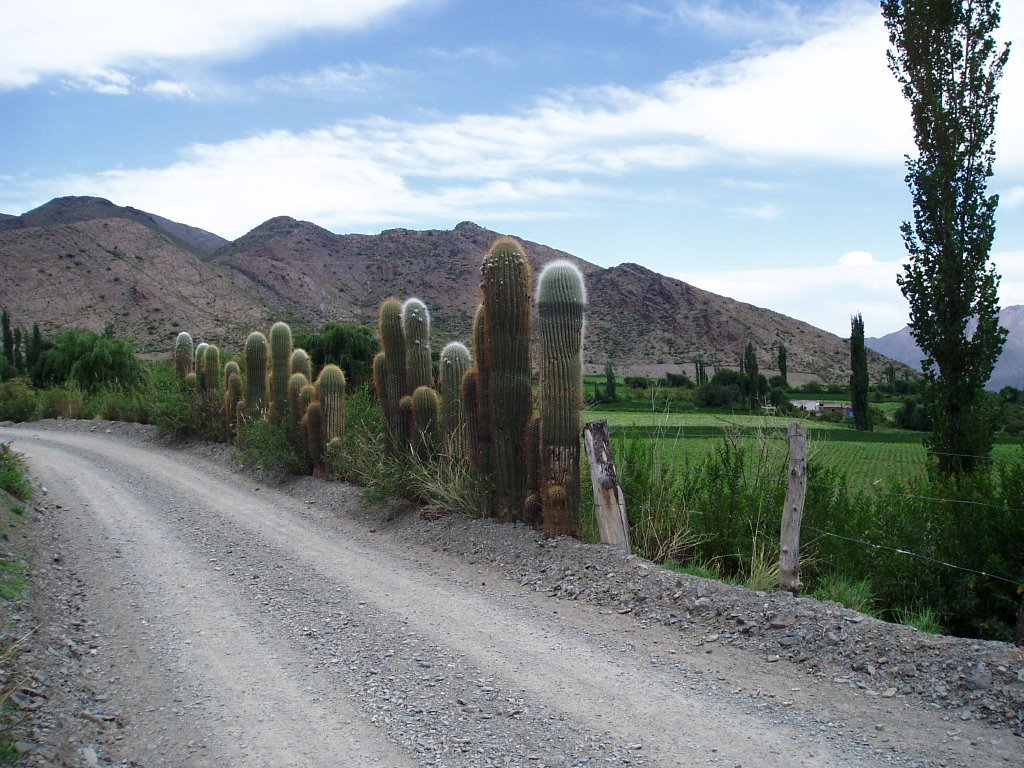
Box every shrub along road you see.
[0,421,1021,767]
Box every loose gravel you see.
[0,419,1022,768]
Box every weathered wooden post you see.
[780,421,808,595]
[583,420,630,553]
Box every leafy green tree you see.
[31,329,143,392]
[777,344,788,386]
[743,342,759,408]
[850,313,871,431]
[1,308,12,364]
[882,0,1010,475]
[293,323,378,390]
[604,361,617,401]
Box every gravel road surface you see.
[1,421,1021,767]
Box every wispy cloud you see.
[143,80,196,99]
[253,64,401,97]
[0,0,429,90]
[626,0,869,43]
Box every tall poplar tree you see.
[882,0,1010,475]
[850,314,871,431]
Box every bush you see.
[0,379,37,422]
[0,442,32,500]
[37,383,84,419]
[32,328,143,393]
[235,420,307,476]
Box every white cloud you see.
[143,80,195,99]
[5,2,1021,254]
[254,64,400,96]
[0,0,429,90]
[673,251,910,336]
[658,0,870,42]
[674,248,1024,337]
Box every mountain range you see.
[2,196,901,384]
[866,306,1024,392]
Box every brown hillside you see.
[1,197,897,382]
[0,217,271,356]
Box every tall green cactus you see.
[193,344,209,391]
[401,298,433,392]
[288,372,309,450]
[461,369,480,473]
[439,342,471,455]
[269,321,293,424]
[315,364,346,445]
[303,401,325,474]
[223,369,243,439]
[224,360,241,388]
[411,385,440,460]
[298,383,316,417]
[536,260,586,538]
[481,237,533,522]
[377,298,406,453]
[244,331,269,418]
[202,345,221,398]
[469,304,492,490]
[174,332,193,381]
[290,347,311,381]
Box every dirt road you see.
[2,422,1022,767]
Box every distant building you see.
[790,399,854,418]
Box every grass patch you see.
[0,445,31,502]
[895,605,944,634]
[0,559,27,602]
[810,574,878,615]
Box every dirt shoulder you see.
[0,419,1022,768]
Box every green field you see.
[586,407,1024,492]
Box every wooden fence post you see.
[583,420,630,553]
[780,421,808,595]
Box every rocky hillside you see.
[1,196,898,381]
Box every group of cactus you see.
[173,323,347,471]
[374,296,466,463]
[373,237,587,538]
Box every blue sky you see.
[2,0,1022,337]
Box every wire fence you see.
[596,417,1024,592]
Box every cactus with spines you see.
[174,332,194,381]
[288,372,309,449]
[202,345,221,397]
[372,351,387,400]
[523,415,541,527]
[269,321,293,424]
[298,383,316,417]
[469,305,492,484]
[244,331,269,418]
[315,364,346,445]
[224,360,241,388]
[194,342,209,381]
[223,369,243,439]
[411,385,440,460]
[399,395,414,452]
[290,348,312,381]
[183,371,198,392]
[439,342,471,456]
[302,401,325,474]
[298,383,317,463]
[461,369,481,472]
[481,237,533,522]
[536,260,586,538]
[235,399,247,442]
[401,298,433,393]
[377,298,406,453]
